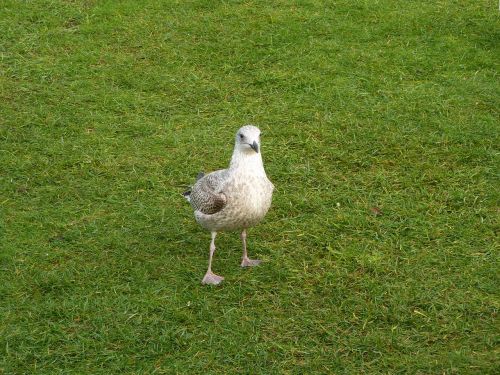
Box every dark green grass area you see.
[1,0,498,373]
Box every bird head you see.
[235,125,261,154]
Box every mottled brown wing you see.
[189,170,229,215]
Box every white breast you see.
[195,172,273,232]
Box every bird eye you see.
[239,134,244,139]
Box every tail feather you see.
[183,172,203,203]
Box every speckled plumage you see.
[194,168,273,231]
[186,126,273,231]
[184,125,274,285]
[189,170,229,215]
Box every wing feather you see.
[189,170,229,215]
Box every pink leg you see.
[240,229,261,267]
[202,232,224,285]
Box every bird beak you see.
[250,141,259,153]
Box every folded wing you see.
[189,170,229,215]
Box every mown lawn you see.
[0,0,498,374]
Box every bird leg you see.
[240,229,261,267]
[202,232,224,285]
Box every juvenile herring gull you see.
[183,125,274,285]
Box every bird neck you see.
[229,148,265,174]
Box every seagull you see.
[183,125,274,285]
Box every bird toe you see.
[241,258,262,267]
[202,271,224,285]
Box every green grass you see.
[1,0,498,373]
